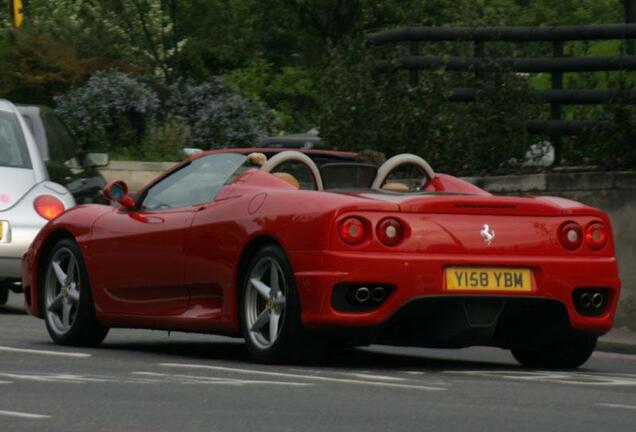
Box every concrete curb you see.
[596,340,636,355]
[597,328,636,354]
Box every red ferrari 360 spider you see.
[22,148,620,368]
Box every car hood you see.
[0,167,36,211]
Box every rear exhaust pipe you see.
[591,292,604,308]
[580,292,592,308]
[371,286,386,303]
[354,287,370,303]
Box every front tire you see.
[239,245,307,363]
[511,336,597,369]
[42,239,108,346]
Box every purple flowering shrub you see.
[55,71,275,159]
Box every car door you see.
[89,153,248,317]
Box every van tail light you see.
[34,195,65,220]
[559,222,583,250]
[376,218,404,246]
[585,223,608,250]
[339,217,366,245]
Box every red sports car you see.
[22,148,620,368]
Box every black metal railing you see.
[366,23,636,165]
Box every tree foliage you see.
[0,0,633,166]
[23,0,185,79]
[318,42,539,175]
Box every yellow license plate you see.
[446,267,533,292]
[0,221,3,240]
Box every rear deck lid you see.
[339,192,594,216]
[397,195,566,216]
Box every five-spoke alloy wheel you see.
[45,246,81,335]
[240,245,304,362]
[43,239,108,346]
[244,256,287,349]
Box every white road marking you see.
[0,371,159,385]
[0,372,108,384]
[446,370,636,386]
[290,368,405,381]
[0,380,12,384]
[133,372,312,387]
[159,363,445,391]
[0,346,90,358]
[344,373,405,382]
[0,410,50,419]
[597,403,636,410]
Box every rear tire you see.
[239,244,311,363]
[42,239,108,346]
[511,336,597,369]
[0,286,8,305]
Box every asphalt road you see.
[1,293,636,432]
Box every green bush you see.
[140,117,191,162]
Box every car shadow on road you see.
[99,338,519,372]
[0,304,27,315]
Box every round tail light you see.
[559,222,583,250]
[34,195,65,220]
[376,218,404,246]
[339,217,366,245]
[585,222,608,250]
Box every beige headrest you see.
[273,172,300,189]
[382,182,410,192]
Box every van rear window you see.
[0,111,31,169]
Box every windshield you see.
[0,111,31,169]
[141,153,247,210]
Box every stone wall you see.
[465,171,636,330]
[99,161,636,330]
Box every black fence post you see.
[474,40,484,79]
[366,24,636,163]
[551,41,564,165]
[409,41,419,86]
[627,0,636,54]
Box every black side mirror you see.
[83,152,110,168]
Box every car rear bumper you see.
[291,250,620,337]
[0,257,22,281]
[0,221,41,279]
